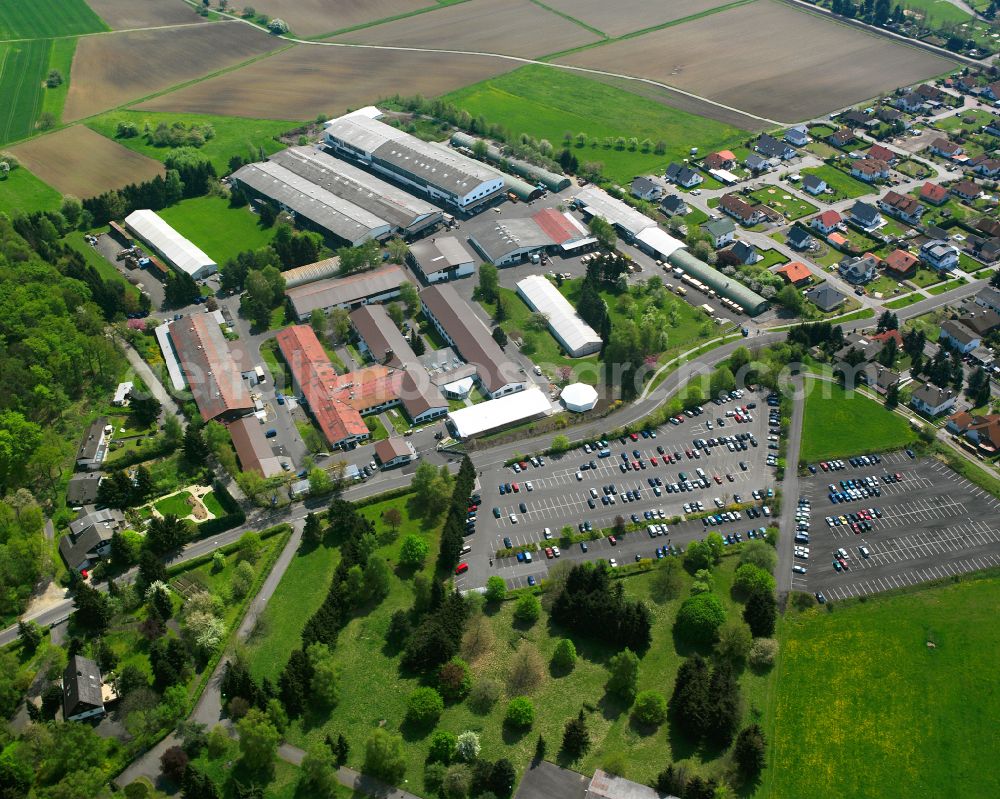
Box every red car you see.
[519,461,528,470]
[608,536,617,546]
[455,562,469,575]
[545,547,554,559]
[630,432,639,441]
[512,483,519,492]
[650,456,658,466]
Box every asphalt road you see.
[775,375,805,598]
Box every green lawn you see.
[202,491,225,518]
[0,0,106,39]
[367,413,391,442]
[157,196,275,264]
[927,277,967,295]
[0,40,50,144]
[800,378,916,462]
[40,37,76,124]
[760,575,1000,799]
[0,166,61,214]
[443,65,747,184]
[866,274,907,298]
[756,248,789,269]
[747,186,817,221]
[911,267,944,288]
[800,165,872,200]
[85,110,299,175]
[153,490,193,518]
[893,158,930,179]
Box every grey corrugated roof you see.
[286,264,407,317]
[409,236,474,275]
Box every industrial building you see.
[532,208,596,253]
[231,160,392,246]
[420,283,525,398]
[226,416,285,477]
[269,146,442,236]
[408,236,475,283]
[124,209,217,280]
[169,314,254,422]
[572,187,657,240]
[515,275,602,357]
[323,113,505,211]
[286,264,407,319]
[281,256,342,289]
[447,386,551,439]
[468,218,555,266]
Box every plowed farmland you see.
[331,0,600,58]
[136,44,517,121]
[9,126,164,197]
[83,0,207,30]
[246,0,432,37]
[558,0,956,122]
[542,0,738,38]
[62,21,282,122]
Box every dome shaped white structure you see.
[561,382,598,412]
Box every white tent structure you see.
[560,383,598,412]
[515,274,602,357]
[124,210,217,280]
[447,387,551,438]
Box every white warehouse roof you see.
[124,210,216,279]
[516,274,602,357]
[448,387,552,438]
[573,187,656,238]
[635,226,687,260]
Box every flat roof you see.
[286,264,407,317]
[634,226,686,259]
[124,210,216,277]
[232,161,391,244]
[448,387,551,438]
[409,236,475,274]
[269,146,440,232]
[516,274,602,356]
[471,218,554,262]
[169,314,254,422]
[226,416,285,477]
[574,187,656,237]
[532,208,590,245]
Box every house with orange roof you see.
[776,261,812,286]
[919,182,948,205]
[884,249,919,277]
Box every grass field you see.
[927,277,967,295]
[444,65,747,183]
[0,0,106,39]
[40,37,76,124]
[747,186,817,221]
[800,378,916,462]
[157,197,275,264]
[0,166,60,215]
[760,575,1000,799]
[86,110,298,175]
[0,40,50,144]
[153,490,193,518]
[800,165,873,200]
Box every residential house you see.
[701,217,737,248]
[969,344,997,366]
[876,106,906,126]
[895,92,924,113]
[976,217,1000,238]
[861,363,901,395]
[930,138,964,159]
[915,83,945,104]
[838,253,880,284]
[744,153,771,173]
[950,179,981,201]
[725,240,761,265]
[851,159,891,183]
[973,158,1000,178]
[630,176,665,201]
[59,508,124,573]
[785,125,810,146]
[961,307,1000,337]
[919,181,948,205]
[827,232,850,250]
[848,201,883,232]
[704,150,736,170]
[939,319,981,353]
[756,133,796,160]
[983,80,1000,101]
[660,195,688,217]
[910,384,956,416]
[878,190,925,224]
[66,473,102,506]
[810,209,843,234]
[802,174,826,195]
[787,225,815,251]
[827,127,856,148]
[805,283,847,312]
[665,163,703,188]
[884,248,919,278]
[76,418,109,472]
[63,656,108,722]
[776,261,813,286]
[966,233,1000,264]
[947,410,1000,454]
[866,143,898,164]
[975,285,1000,313]
[719,194,763,226]
[920,239,960,271]
[840,110,870,128]
[374,437,415,469]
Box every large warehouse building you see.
[420,283,525,399]
[169,314,253,422]
[124,210,217,280]
[515,275,602,357]
[323,113,505,212]
[286,264,407,319]
[447,386,552,439]
[468,218,555,266]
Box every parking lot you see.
[456,388,780,590]
[791,452,1000,602]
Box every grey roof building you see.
[67,473,102,506]
[806,283,847,312]
[63,656,107,721]
[76,418,109,472]
[61,509,123,573]
[408,236,475,284]
[660,195,688,216]
[468,218,555,266]
[286,264,408,319]
[788,226,814,250]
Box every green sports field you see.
[157,196,276,264]
[444,65,747,184]
[760,575,1000,799]
[799,378,916,462]
[0,0,106,40]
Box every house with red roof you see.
[851,159,891,183]
[877,190,925,224]
[865,144,897,164]
[776,261,812,286]
[704,151,736,170]
[884,249,919,278]
[810,210,842,234]
[919,182,948,205]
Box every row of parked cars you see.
[826,508,881,535]
[828,475,883,504]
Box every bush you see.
[601,751,627,777]
[632,690,668,726]
[714,620,753,666]
[674,593,726,646]
[455,731,481,762]
[551,638,576,671]
[733,563,776,597]
[739,540,777,573]
[406,687,444,726]
[748,638,778,669]
[513,593,541,624]
[485,575,506,602]
[469,677,501,713]
[438,657,472,701]
[505,697,535,729]
[424,761,447,793]
[427,730,457,764]
[399,534,429,567]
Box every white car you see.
[552,546,561,557]
[859,546,870,558]
[512,463,521,473]
[609,558,618,568]
[509,513,518,524]
[543,527,552,539]
[590,487,598,498]
[525,481,533,492]
[762,506,771,516]
[576,471,583,481]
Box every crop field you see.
[0,40,49,145]
[761,575,1000,799]
[558,0,957,122]
[62,21,281,122]
[0,167,61,215]
[83,0,207,30]
[0,0,106,40]
[250,0,434,37]
[157,197,276,264]
[445,65,746,183]
[137,44,516,121]
[86,110,296,174]
[331,0,601,58]
[542,0,739,38]
[799,378,916,463]
[8,125,164,197]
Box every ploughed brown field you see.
[83,0,207,29]
[542,0,735,38]
[558,0,956,122]
[330,0,600,58]
[136,44,518,120]
[62,21,282,122]
[246,0,432,37]
[9,126,163,197]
